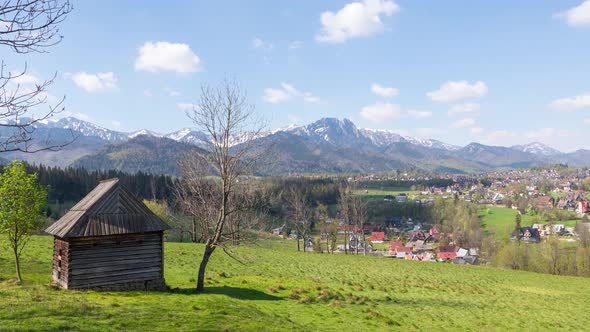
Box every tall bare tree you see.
[183,79,269,292]
[350,194,367,256]
[1,0,73,153]
[285,185,312,252]
[338,183,350,254]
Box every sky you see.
[3,0,590,152]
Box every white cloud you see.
[135,41,201,73]
[448,102,480,116]
[316,0,400,43]
[556,0,590,27]
[143,89,152,97]
[585,118,590,124]
[111,120,122,129]
[550,93,590,110]
[407,110,432,119]
[451,117,476,129]
[371,83,399,97]
[176,103,196,111]
[262,83,320,104]
[68,72,117,92]
[252,38,274,51]
[427,80,488,103]
[360,102,403,122]
[288,41,303,50]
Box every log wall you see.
[51,238,70,288]
[65,232,166,290]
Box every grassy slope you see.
[479,207,579,239]
[1,236,589,331]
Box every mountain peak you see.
[511,141,562,156]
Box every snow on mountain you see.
[129,129,163,139]
[46,117,128,142]
[511,142,562,156]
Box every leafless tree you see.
[338,183,350,254]
[350,194,367,256]
[182,79,270,292]
[0,0,74,153]
[285,185,312,252]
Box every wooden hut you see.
[45,178,171,290]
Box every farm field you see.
[1,236,590,331]
[478,206,579,240]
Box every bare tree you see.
[350,194,367,256]
[338,183,350,254]
[0,0,74,153]
[285,185,312,252]
[183,79,270,292]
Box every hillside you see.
[1,236,589,331]
[71,135,202,176]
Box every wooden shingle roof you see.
[45,178,171,238]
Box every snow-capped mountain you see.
[129,129,163,139]
[12,115,590,175]
[511,142,562,157]
[279,118,459,151]
[42,117,129,142]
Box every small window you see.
[57,271,61,279]
[58,249,63,257]
[58,260,62,268]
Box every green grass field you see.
[479,207,579,240]
[1,236,590,331]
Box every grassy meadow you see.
[1,236,590,331]
[478,206,579,240]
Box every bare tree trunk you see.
[192,218,198,242]
[344,228,348,254]
[197,244,215,291]
[297,236,301,251]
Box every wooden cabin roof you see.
[45,178,171,238]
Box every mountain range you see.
[0,116,587,176]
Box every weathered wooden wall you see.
[52,238,69,288]
[65,232,165,290]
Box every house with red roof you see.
[369,232,385,243]
[437,246,457,260]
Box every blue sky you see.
[4,0,590,151]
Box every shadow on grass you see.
[172,286,283,301]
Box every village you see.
[274,166,590,268]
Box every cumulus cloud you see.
[262,83,320,104]
[556,0,590,27]
[550,93,590,110]
[252,38,274,51]
[68,72,117,92]
[315,0,399,43]
[448,102,480,116]
[451,117,476,129]
[135,41,201,73]
[360,102,403,122]
[427,80,488,103]
[371,83,399,97]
